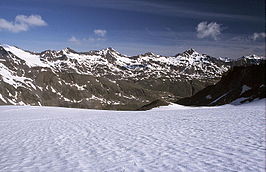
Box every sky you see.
[0,0,265,58]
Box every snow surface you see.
[0,101,265,172]
[1,44,48,67]
[0,63,35,89]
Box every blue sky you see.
[0,0,265,58]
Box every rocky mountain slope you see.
[0,44,265,110]
[177,63,266,106]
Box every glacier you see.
[0,100,265,171]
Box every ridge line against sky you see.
[0,0,265,58]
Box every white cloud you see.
[68,36,81,44]
[68,29,107,45]
[196,21,222,40]
[0,15,47,33]
[15,15,47,26]
[94,29,107,37]
[87,37,106,41]
[251,32,266,41]
[68,36,106,45]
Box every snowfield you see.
[0,101,265,172]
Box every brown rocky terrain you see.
[177,63,266,106]
[0,44,265,110]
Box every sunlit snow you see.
[0,100,265,171]
[1,44,48,67]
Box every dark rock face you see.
[137,99,169,111]
[0,44,265,110]
[177,63,266,106]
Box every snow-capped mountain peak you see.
[1,44,48,67]
[241,54,266,60]
[99,47,121,55]
[175,48,201,58]
[185,48,197,54]
[85,47,126,58]
[62,47,77,54]
[140,52,158,57]
[184,48,199,55]
[218,57,231,62]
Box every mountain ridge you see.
[2,44,265,61]
[177,63,266,106]
[0,44,265,110]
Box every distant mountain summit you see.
[176,48,198,57]
[0,44,265,110]
[241,54,265,60]
[233,54,266,66]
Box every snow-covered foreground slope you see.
[0,101,265,172]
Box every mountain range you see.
[0,44,265,110]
